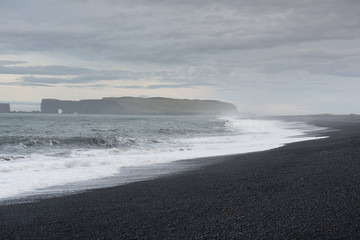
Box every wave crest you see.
[0,136,144,150]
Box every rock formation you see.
[0,103,10,113]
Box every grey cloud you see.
[117,83,194,89]
[1,0,360,65]
[0,62,93,75]
[146,84,194,89]
[0,61,144,84]
[0,80,53,87]
[9,61,224,86]
[258,48,360,78]
[0,60,27,65]
[16,68,202,85]
[20,71,138,84]
[283,48,360,59]
[0,81,19,86]
[65,84,106,89]
[21,76,70,84]
[21,82,55,87]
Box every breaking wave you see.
[0,136,150,150]
[0,114,326,201]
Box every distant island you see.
[41,97,238,115]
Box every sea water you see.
[0,113,325,202]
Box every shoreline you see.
[0,116,323,203]
[1,115,360,239]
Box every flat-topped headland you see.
[41,97,237,115]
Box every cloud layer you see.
[0,0,359,114]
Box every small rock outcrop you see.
[0,103,10,113]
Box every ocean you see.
[0,113,325,202]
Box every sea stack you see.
[0,103,10,113]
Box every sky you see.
[0,0,359,114]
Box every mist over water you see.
[0,113,325,201]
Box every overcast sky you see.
[0,0,359,114]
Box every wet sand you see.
[1,115,360,239]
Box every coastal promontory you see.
[41,97,237,115]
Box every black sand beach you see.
[1,115,360,239]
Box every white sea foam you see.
[0,118,326,201]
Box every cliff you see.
[41,97,237,115]
[0,103,10,113]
